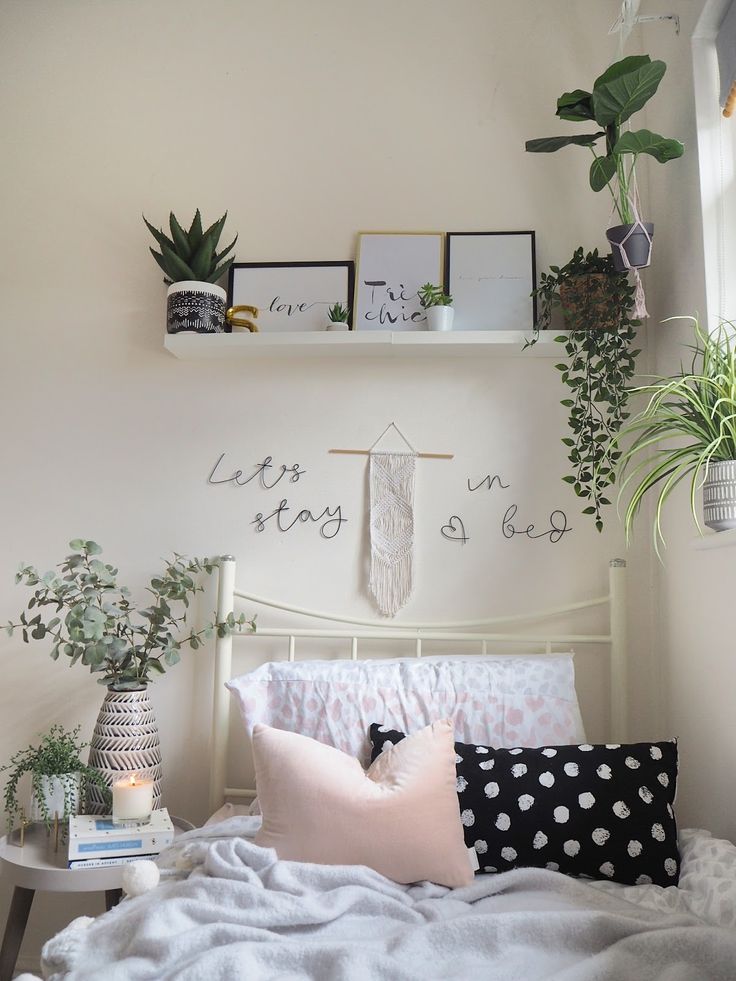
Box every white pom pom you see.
[175,844,198,871]
[122,859,160,897]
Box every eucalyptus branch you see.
[7,541,256,688]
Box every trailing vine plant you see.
[528,248,640,530]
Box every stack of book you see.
[67,807,175,869]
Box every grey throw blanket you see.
[42,818,736,980]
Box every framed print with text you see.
[228,261,355,332]
[354,232,444,331]
[445,231,536,331]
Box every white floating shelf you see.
[164,331,565,360]
[692,527,736,551]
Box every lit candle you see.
[112,774,154,825]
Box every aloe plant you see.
[143,210,237,284]
[327,301,350,323]
[613,319,736,555]
[525,55,684,225]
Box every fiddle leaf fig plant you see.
[143,210,237,284]
[527,248,640,531]
[7,541,255,689]
[525,55,684,224]
[1,724,110,831]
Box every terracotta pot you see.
[559,275,619,331]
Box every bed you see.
[39,556,736,980]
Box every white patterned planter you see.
[703,460,736,532]
[30,773,81,823]
[87,688,162,814]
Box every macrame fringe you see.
[369,452,416,618]
[632,268,648,320]
[369,550,414,619]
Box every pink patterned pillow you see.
[227,656,585,764]
[253,719,473,888]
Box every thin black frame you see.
[227,260,356,332]
[444,231,537,330]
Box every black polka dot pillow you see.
[369,725,680,887]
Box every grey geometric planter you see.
[86,688,162,814]
[606,222,654,272]
[703,460,736,532]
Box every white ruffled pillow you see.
[227,655,585,764]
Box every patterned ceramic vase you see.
[703,460,736,532]
[86,688,162,814]
[166,281,227,334]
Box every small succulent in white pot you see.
[417,283,454,331]
[0,724,110,831]
[326,302,351,331]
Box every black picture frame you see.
[227,261,356,332]
[444,231,537,331]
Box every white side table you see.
[0,815,194,981]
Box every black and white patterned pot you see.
[166,281,227,334]
[86,687,162,814]
[703,460,736,532]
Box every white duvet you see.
[41,818,736,981]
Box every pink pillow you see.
[253,719,473,888]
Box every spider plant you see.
[614,318,736,555]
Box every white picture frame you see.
[228,261,355,332]
[445,232,537,331]
[354,232,444,332]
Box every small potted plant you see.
[144,209,242,335]
[7,542,255,812]
[1,724,110,831]
[326,301,351,331]
[525,55,684,271]
[613,318,736,553]
[417,283,454,332]
[527,248,640,531]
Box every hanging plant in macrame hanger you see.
[525,53,684,319]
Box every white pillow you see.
[227,655,585,764]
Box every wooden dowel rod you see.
[329,449,454,459]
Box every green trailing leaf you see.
[592,54,652,92]
[592,59,666,126]
[589,154,617,192]
[613,129,685,163]
[526,247,639,529]
[525,133,605,153]
[556,89,594,121]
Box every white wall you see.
[0,0,661,967]
[642,0,736,844]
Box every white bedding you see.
[41,818,736,981]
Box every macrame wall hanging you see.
[329,423,452,617]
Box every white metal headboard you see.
[209,556,627,812]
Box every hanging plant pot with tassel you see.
[525,53,684,274]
